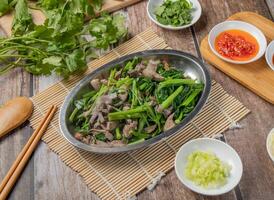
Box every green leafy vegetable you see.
[12,0,33,36]
[89,13,127,49]
[0,0,127,77]
[0,0,17,16]
[38,0,62,10]
[95,133,106,141]
[185,151,231,188]
[154,0,192,27]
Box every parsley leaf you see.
[12,0,33,36]
[89,13,127,49]
[154,0,193,27]
[0,0,127,77]
[0,0,17,16]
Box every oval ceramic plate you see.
[208,20,267,64]
[175,138,243,195]
[147,0,202,30]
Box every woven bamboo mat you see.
[29,28,250,200]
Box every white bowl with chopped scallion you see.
[175,138,243,195]
[147,0,202,30]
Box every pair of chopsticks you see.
[0,105,57,200]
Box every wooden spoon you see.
[0,97,33,139]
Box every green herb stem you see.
[69,107,79,122]
[161,86,183,109]
[158,79,196,90]
[108,106,147,121]
[115,127,122,140]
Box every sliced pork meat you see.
[163,59,170,70]
[123,120,138,138]
[163,106,173,118]
[97,112,105,123]
[100,79,108,85]
[164,113,176,131]
[101,93,117,105]
[105,131,114,141]
[82,135,92,144]
[142,59,164,81]
[87,92,118,123]
[135,63,146,71]
[106,121,117,131]
[144,124,157,134]
[90,79,101,91]
[118,92,128,102]
[74,132,83,141]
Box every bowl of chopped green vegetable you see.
[175,138,243,195]
[59,49,210,153]
[147,0,202,30]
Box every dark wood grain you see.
[0,68,34,200]
[0,0,273,200]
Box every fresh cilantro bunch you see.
[0,0,127,77]
[154,0,193,27]
[0,0,17,16]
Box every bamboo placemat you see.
[29,28,250,200]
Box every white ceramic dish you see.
[266,128,274,162]
[208,21,267,64]
[175,138,243,196]
[265,40,274,70]
[147,0,202,30]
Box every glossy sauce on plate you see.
[215,29,259,61]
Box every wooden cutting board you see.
[0,0,142,36]
[200,12,274,104]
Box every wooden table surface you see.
[0,0,274,199]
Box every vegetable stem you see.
[158,79,196,90]
[161,86,183,109]
[181,89,202,107]
[115,127,122,140]
[128,138,145,145]
[69,107,79,122]
[108,106,147,121]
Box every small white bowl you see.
[147,0,202,30]
[265,40,274,70]
[208,21,267,64]
[266,128,274,162]
[175,138,243,196]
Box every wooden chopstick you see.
[0,105,54,193]
[0,105,57,200]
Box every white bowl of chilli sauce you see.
[208,21,267,64]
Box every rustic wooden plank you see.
[193,1,274,200]
[1,0,273,200]
[33,143,100,200]
[265,0,274,19]
[0,67,34,200]
[138,170,237,200]
[32,74,100,200]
